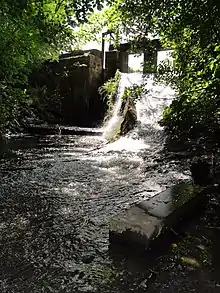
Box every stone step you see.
[109,182,207,250]
[26,125,102,136]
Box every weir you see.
[103,72,207,251]
[104,39,172,79]
[0,72,204,292]
[103,72,174,150]
[29,42,173,129]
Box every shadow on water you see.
[1,134,220,293]
[0,134,155,293]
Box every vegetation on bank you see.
[99,70,121,122]
[116,0,220,141]
[0,0,105,131]
[122,85,144,104]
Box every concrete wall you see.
[30,51,104,126]
[106,39,166,76]
[105,51,120,80]
[105,51,129,80]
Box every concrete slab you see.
[109,206,163,248]
[109,182,205,250]
[137,182,203,219]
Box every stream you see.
[0,73,219,293]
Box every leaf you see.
[181,256,201,268]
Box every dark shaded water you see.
[0,132,191,293]
[0,73,220,292]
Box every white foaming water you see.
[103,73,143,140]
[103,72,175,152]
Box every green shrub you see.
[122,84,144,103]
[98,70,121,117]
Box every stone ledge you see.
[109,206,163,248]
[109,182,206,250]
[26,125,102,136]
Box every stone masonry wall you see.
[30,51,103,126]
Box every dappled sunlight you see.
[0,75,191,293]
[181,256,201,268]
[171,171,191,181]
[59,206,73,217]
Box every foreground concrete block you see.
[137,183,203,220]
[109,182,205,250]
[109,206,163,248]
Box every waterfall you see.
[103,72,175,151]
[103,73,143,140]
[134,74,175,138]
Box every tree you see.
[117,0,220,140]
[0,0,106,129]
[70,2,123,50]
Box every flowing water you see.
[103,73,142,140]
[0,73,191,293]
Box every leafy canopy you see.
[71,1,122,49]
[117,0,220,139]
[0,0,106,128]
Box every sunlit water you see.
[103,73,133,140]
[103,73,174,152]
[0,74,191,293]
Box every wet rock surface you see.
[120,97,137,136]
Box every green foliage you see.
[159,40,220,139]
[117,0,220,140]
[99,70,121,110]
[122,85,144,103]
[0,0,105,129]
[71,2,122,49]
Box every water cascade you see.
[103,72,175,152]
[103,73,143,140]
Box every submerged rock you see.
[82,254,95,264]
[120,97,137,136]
